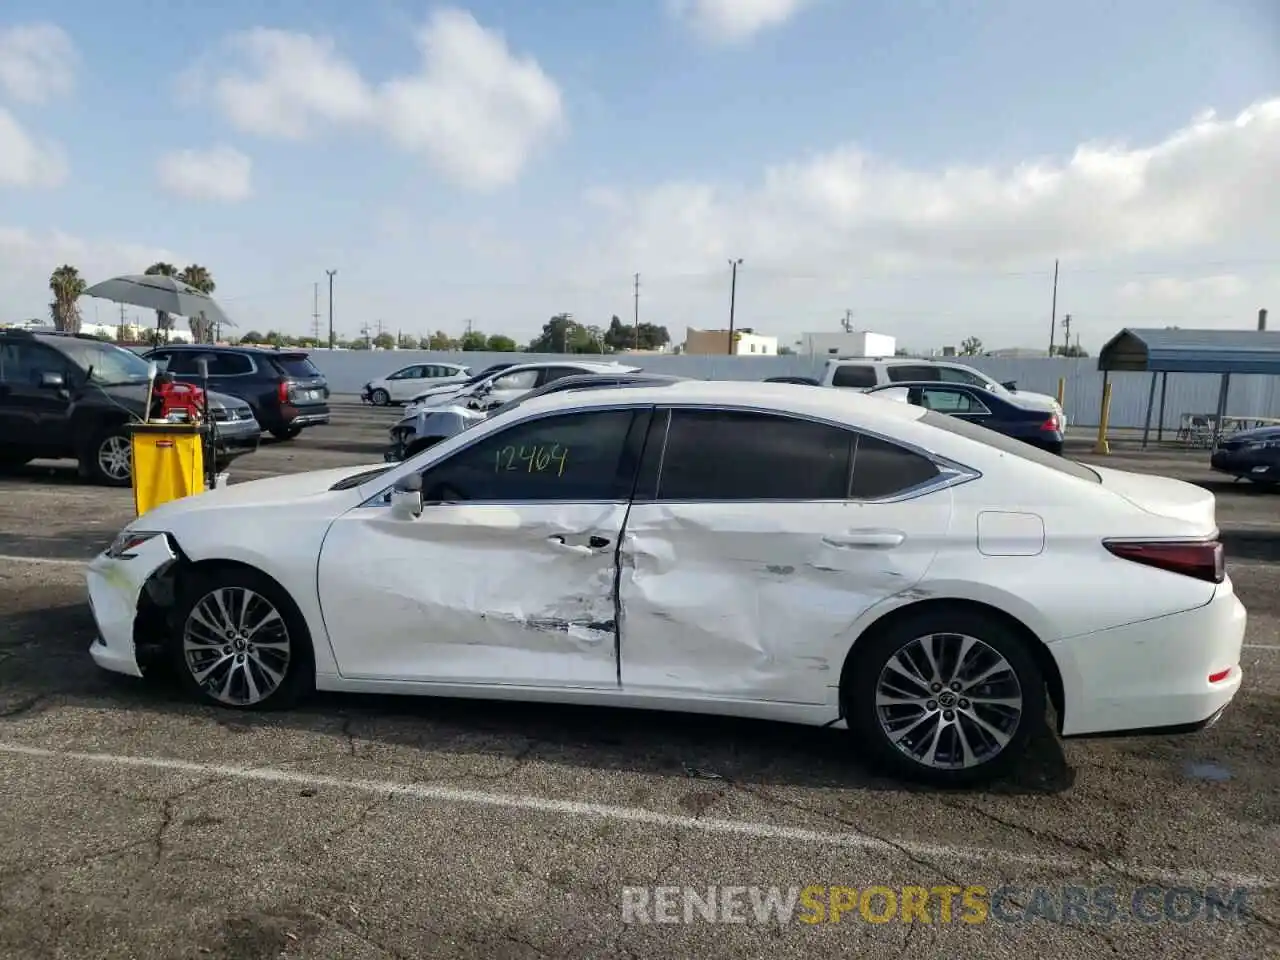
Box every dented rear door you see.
[617,409,953,704]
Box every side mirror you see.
[1002,380,1018,391]
[389,473,423,519]
[39,372,66,389]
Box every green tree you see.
[486,334,518,351]
[348,339,370,350]
[372,332,395,350]
[239,330,265,344]
[603,314,670,351]
[48,264,86,333]
[460,330,488,351]
[1059,343,1089,357]
[959,336,983,356]
[175,264,217,342]
[528,313,602,353]
[428,330,455,350]
[143,262,179,342]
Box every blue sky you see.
[1,0,1278,350]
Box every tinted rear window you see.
[830,364,877,388]
[272,355,322,378]
[921,411,1100,482]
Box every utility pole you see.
[312,283,321,343]
[727,258,742,355]
[633,273,641,350]
[1061,313,1072,353]
[841,309,853,333]
[325,270,337,349]
[1047,259,1059,356]
[1258,308,1268,331]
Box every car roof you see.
[826,356,977,366]
[499,378,929,425]
[495,360,641,374]
[149,343,309,356]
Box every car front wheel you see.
[371,388,390,406]
[170,567,313,710]
[269,425,303,441]
[845,606,1045,787]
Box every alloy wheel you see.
[182,587,292,706]
[874,632,1023,770]
[97,435,132,481]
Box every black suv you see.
[141,344,330,440]
[0,329,260,486]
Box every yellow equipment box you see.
[129,421,206,517]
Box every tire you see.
[371,388,391,406]
[269,425,303,441]
[169,566,313,711]
[844,606,1046,787]
[85,426,133,486]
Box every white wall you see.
[799,331,896,357]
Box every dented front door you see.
[317,501,626,686]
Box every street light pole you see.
[727,258,742,354]
[326,270,337,349]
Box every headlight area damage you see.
[87,531,189,678]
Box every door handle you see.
[822,530,905,549]
[547,535,594,556]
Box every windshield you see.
[57,339,152,384]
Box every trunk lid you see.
[1092,465,1218,536]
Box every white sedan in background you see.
[362,362,471,405]
[86,381,1244,787]
[404,360,642,416]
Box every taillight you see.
[278,381,290,404]
[1040,413,1061,432]
[1103,539,1224,583]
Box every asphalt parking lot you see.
[0,402,1276,959]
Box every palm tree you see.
[144,262,177,343]
[178,264,217,343]
[48,265,86,333]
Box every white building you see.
[798,330,895,358]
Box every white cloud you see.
[184,8,564,190]
[156,146,253,202]
[0,106,67,187]
[1118,274,1249,303]
[0,226,181,322]
[0,23,78,103]
[669,0,814,43]
[580,97,1280,279]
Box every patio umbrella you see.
[83,274,233,331]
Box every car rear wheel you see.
[845,606,1045,787]
[371,388,390,406]
[86,427,133,486]
[170,567,313,710]
[269,425,303,441]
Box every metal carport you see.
[1096,328,1280,449]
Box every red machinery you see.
[150,379,207,421]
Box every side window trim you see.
[361,403,658,506]
[645,402,978,504]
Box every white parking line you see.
[0,741,1272,889]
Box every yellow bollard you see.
[1093,381,1112,455]
[1056,377,1065,408]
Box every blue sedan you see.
[863,381,1065,454]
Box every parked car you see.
[404,362,519,407]
[864,381,1065,454]
[361,362,471,406]
[764,375,821,385]
[141,344,329,441]
[385,372,688,461]
[1210,426,1280,486]
[0,329,260,486]
[87,380,1243,787]
[820,356,1066,425]
[404,361,642,416]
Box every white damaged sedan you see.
[86,380,1246,786]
